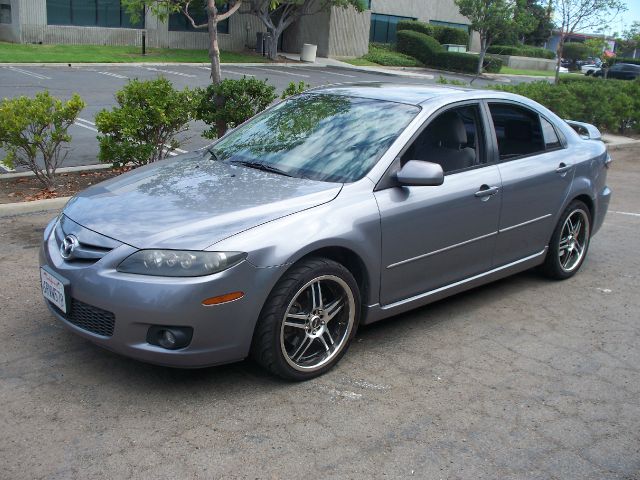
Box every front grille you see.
[52,299,116,337]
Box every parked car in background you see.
[39,84,612,380]
[594,63,640,80]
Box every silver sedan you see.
[39,84,611,380]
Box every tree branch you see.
[183,1,208,29]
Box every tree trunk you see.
[554,35,564,85]
[207,0,222,84]
[267,23,286,61]
[472,37,487,84]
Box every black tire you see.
[251,257,360,381]
[541,200,592,280]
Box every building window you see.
[0,1,11,24]
[168,2,229,33]
[429,20,469,33]
[369,13,416,44]
[46,0,143,28]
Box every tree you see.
[245,0,365,61]
[122,0,242,83]
[455,0,535,78]
[617,21,640,57]
[522,0,554,46]
[552,0,626,84]
[0,91,85,191]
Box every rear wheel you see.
[541,200,591,279]
[251,257,360,381]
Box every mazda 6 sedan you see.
[40,84,611,380]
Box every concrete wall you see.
[328,6,370,57]
[492,54,557,71]
[282,10,331,57]
[0,0,266,51]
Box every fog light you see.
[146,326,193,350]
[159,330,177,349]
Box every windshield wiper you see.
[229,160,292,177]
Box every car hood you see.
[63,153,342,250]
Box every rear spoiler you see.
[565,120,602,141]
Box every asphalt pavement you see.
[0,145,638,479]
[0,62,533,173]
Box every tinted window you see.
[369,14,416,43]
[211,94,420,183]
[47,0,143,28]
[489,103,545,160]
[540,117,561,149]
[401,105,483,174]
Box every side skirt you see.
[362,248,547,325]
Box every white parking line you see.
[77,117,96,125]
[6,66,51,80]
[223,69,256,77]
[145,67,196,78]
[98,71,129,79]
[73,120,98,132]
[612,211,640,218]
[250,67,310,78]
[321,70,357,78]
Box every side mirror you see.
[395,160,444,187]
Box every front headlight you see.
[117,250,247,277]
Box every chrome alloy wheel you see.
[280,275,356,372]
[558,209,590,273]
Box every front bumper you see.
[39,217,284,367]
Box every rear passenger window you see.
[488,103,545,160]
[540,117,561,149]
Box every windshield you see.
[210,93,420,183]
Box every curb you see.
[0,196,70,218]
[0,163,111,179]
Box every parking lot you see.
[0,62,530,172]
[0,144,638,479]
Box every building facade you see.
[0,0,477,57]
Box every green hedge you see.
[397,30,502,74]
[362,43,423,67]
[487,44,555,59]
[397,20,469,46]
[611,57,640,66]
[491,79,640,134]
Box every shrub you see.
[491,79,640,134]
[487,45,555,59]
[397,20,469,46]
[96,78,195,168]
[397,30,443,65]
[195,77,277,139]
[362,43,424,67]
[281,81,310,99]
[562,43,590,62]
[397,30,502,74]
[0,91,85,191]
[435,26,470,46]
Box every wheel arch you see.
[287,246,372,312]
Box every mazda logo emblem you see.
[60,234,80,260]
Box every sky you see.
[614,0,640,35]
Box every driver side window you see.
[401,104,485,174]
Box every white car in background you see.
[581,64,601,75]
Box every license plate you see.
[40,267,69,314]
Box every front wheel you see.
[251,257,360,381]
[541,200,591,280]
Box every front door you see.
[374,103,502,306]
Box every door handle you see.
[556,163,572,174]
[474,185,500,198]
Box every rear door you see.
[487,102,574,267]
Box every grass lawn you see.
[343,57,380,66]
[499,67,559,77]
[0,42,271,63]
